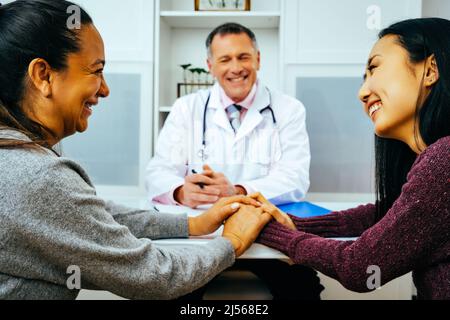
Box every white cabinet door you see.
[75,0,154,62]
[283,0,422,64]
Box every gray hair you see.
[206,22,259,58]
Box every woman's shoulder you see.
[0,144,57,175]
[0,143,91,189]
[409,136,450,181]
[419,136,450,165]
[427,136,450,152]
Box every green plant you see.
[198,68,210,83]
[189,68,201,83]
[180,64,192,82]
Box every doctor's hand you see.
[188,195,262,236]
[222,204,272,257]
[201,164,245,198]
[249,192,297,231]
[174,172,222,208]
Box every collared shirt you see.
[219,79,258,122]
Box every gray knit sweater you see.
[0,129,235,300]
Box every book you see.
[277,201,331,218]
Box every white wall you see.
[423,0,450,19]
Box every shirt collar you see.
[219,79,259,110]
[0,128,31,141]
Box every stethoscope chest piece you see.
[198,148,208,161]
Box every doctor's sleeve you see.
[145,99,189,202]
[242,101,311,205]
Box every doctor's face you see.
[207,32,260,102]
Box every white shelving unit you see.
[160,11,281,28]
[153,0,284,151]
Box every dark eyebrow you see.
[363,54,381,80]
[90,59,105,68]
[367,54,380,67]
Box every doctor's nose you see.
[229,59,244,74]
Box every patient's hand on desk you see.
[249,192,296,231]
[188,195,262,236]
[222,205,272,257]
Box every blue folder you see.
[277,202,331,218]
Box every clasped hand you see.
[175,164,244,208]
[189,192,296,257]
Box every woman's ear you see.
[424,54,439,87]
[27,58,53,98]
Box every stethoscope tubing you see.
[198,87,277,161]
[201,88,276,146]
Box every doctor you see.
[147,23,322,300]
[146,22,311,209]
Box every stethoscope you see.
[197,87,277,161]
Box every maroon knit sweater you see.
[258,136,450,300]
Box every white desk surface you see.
[99,195,360,260]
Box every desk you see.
[152,202,358,260]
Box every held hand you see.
[222,205,272,257]
[202,164,239,198]
[249,192,297,230]
[189,195,262,236]
[174,172,221,208]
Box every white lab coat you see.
[146,81,310,205]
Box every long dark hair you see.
[374,18,450,221]
[0,0,92,149]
